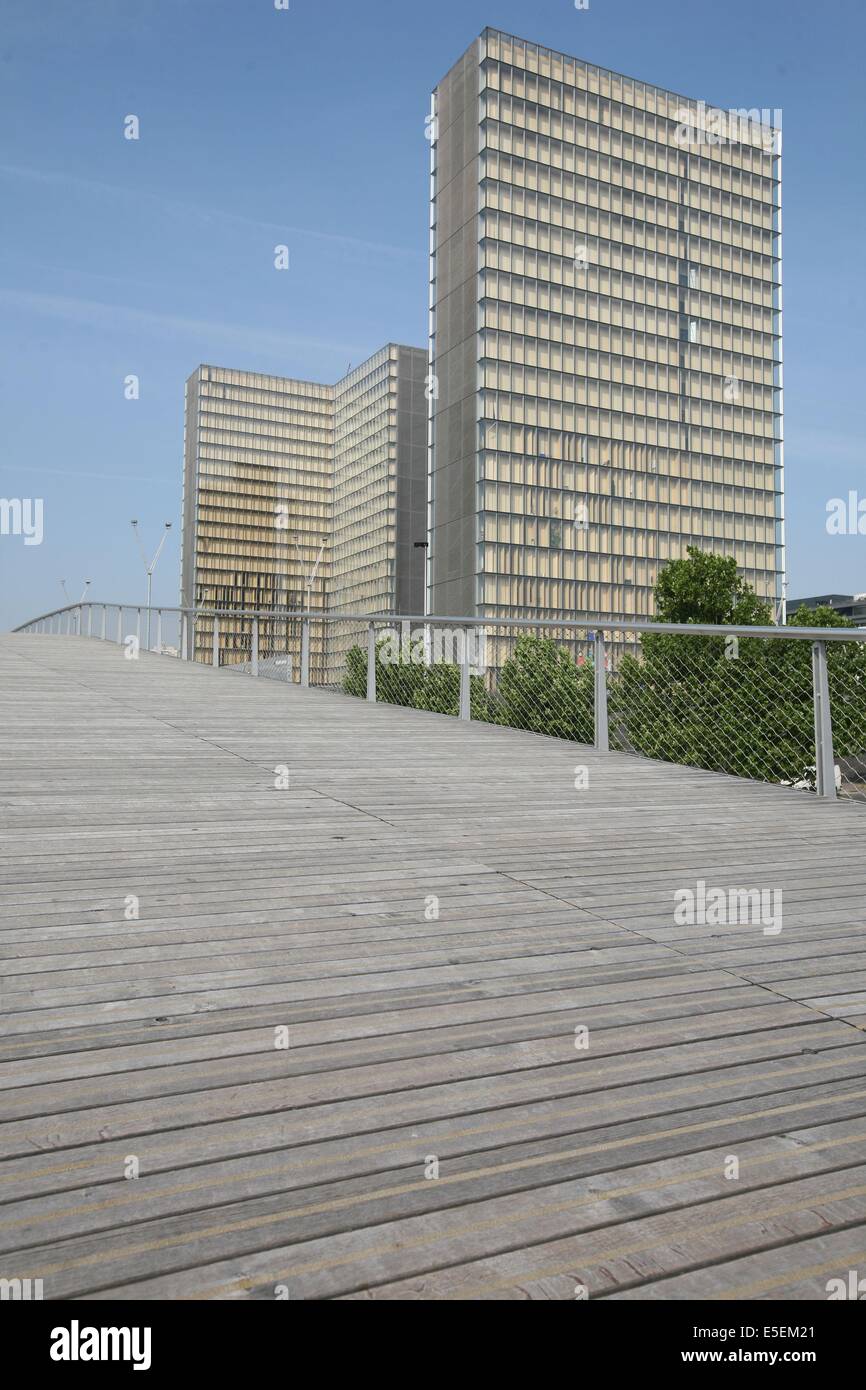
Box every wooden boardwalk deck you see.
[1,633,865,1301]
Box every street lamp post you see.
[60,578,92,632]
[291,534,328,683]
[131,521,172,651]
[291,533,328,610]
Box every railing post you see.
[300,619,310,688]
[812,641,837,800]
[459,631,471,720]
[156,610,162,653]
[136,608,141,646]
[116,607,123,644]
[101,605,107,640]
[366,623,377,702]
[593,630,610,752]
[212,616,220,668]
[86,606,93,638]
[180,613,188,661]
[251,617,259,677]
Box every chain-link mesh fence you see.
[606,629,866,804]
[332,622,490,719]
[333,619,866,805]
[827,645,866,801]
[331,621,598,738]
[319,618,370,691]
[190,612,310,682]
[477,623,596,743]
[607,631,818,788]
[256,615,302,683]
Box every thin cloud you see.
[0,464,174,482]
[0,163,422,260]
[0,287,366,358]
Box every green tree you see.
[342,639,426,707]
[654,545,771,626]
[411,662,490,719]
[343,641,489,717]
[491,634,594,743]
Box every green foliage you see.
[608,636,820,782]
[343,632,593,745]
[342,643,367,699]
[489,634,594,743]
[412,662,490,719]
[788,603,853,630]
[343,640,488,717]
[654,544,772,626]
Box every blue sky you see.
[1,0,863,628]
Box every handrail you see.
[13,601,866,644]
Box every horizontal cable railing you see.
[15,602,866,804]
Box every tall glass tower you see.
[428,29,784,623]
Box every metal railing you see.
[15,602,866,804]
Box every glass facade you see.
[429,29,784,622]
[181,347,426,668]
[181,366,333,665]
[332,344,427,615]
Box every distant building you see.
[788,593,866,624]
[332,345,427,618]
[181,346,426,670]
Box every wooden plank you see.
[1,633,865,1301]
